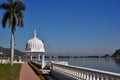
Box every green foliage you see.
[0,0,26,31]
[28,62,46,80]
[0,63,21,80]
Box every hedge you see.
[28,62,46,80]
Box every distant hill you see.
[0,46,24,57]
[112,49,120,57]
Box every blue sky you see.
[0,0,120,55]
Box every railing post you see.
[96,74,100,80]
[93,73,96,80]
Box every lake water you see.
[48,58,120,74]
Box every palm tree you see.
[0,0,25,65]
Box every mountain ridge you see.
[0,46,24,57]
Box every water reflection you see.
[112,58,120,66]
[47,57,120,73]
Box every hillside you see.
[112,49,120,57]
[0,46,24,57]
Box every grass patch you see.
[0,63,21,80]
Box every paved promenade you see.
[19,63,40,80]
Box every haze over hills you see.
[46,48,115,57]
[0,46,119,58]
[0,46,24,57]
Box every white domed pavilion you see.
[25,30,45,52]
[24,30,45,69]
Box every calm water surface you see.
[49,58,120,74]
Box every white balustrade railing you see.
[51,63,120,80]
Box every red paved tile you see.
[19,63,41,80]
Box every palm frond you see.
[16,12,24,27]
[8,17,11,27]
[8,14,14,28]
[7,0,13,5]
[0,3,10,10]
[0,3,1,9]
[2,12,10,28]
[12,15,16,29]
[1,0,25,29]
[15,0,25,11]
[19,16,24,27]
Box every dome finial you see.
[34,30,36,38]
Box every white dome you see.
[25,31,45,53]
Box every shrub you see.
[28,62,46,80]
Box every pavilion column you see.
[30,54,33,61]
[25,54,27,61]
[38,54,41,61]
[42,53,45,69]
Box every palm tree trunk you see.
[10,29,14,65]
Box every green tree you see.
[0,0,25,65]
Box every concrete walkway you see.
[19,63,41,80]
